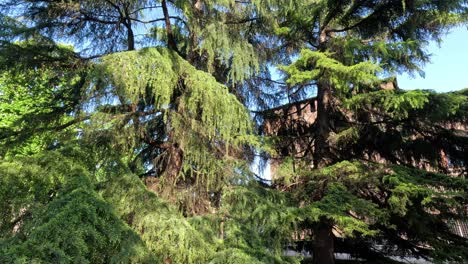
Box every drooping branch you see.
[128,16,183,24]
[225,17,259,24]
[0,115,90,141]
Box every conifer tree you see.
[0,1,271,262]
[0,1,467,263]
[0,0,263,213]
[257,1,468,263]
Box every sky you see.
[397,27,468,93]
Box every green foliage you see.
[281,49,381,92]
[0,151,152,263]
[274,157,300,184]
[93,48,177,107]
[330,127,360,146]
[209,248,265,264]
[101,172,216,264]
[1,1,467,263]
[424,88,468,121]
[344,90,431,119]
[0,40,85,157]
[221,184,301,263]
[91,46,254,151]
[87,47,257,212]
[170,0,271,83]
[303,183,382,237]
[329,37,430,75]
[198,20,260,82]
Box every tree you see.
[258,1,468,263]
[0,0,264,213]
[0,1,272,262]
[0,0,467,263]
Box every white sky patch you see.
[250,154,271,182]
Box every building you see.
[260,94,467,239]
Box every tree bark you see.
[122,4,135,51]
[314,80,333,169]
[312,223,335,264]
[312,36,335,261]
[161,0,178,52]
[187,0,203,64]
[165,143,184,182]
[126,24,135,50]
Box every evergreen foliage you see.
[0,151,152,263]
[101,172,214,263]
[0,45,84,158]
[85,47,256,214]
[262,1,468,263]
[0,0,467,263]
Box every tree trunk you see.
[312,224,335,264]
[165,143,184,181]
[162,0,178,52]
[313,72,335,264]
[314,80,333,168]
[126,25,135,51]
[122,4,135,51]
[187,0,203,64]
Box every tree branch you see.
[161,0,179,53]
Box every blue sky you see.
[398,27,468,93]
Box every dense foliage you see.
[0,0,467,263]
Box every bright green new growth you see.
[95,48,177,107]
[1,0,467,263]
[90,47,255,184]
[93,47,252,143]
[281,49,381,91]
[344,89,431,119]
[0,40,85,158]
